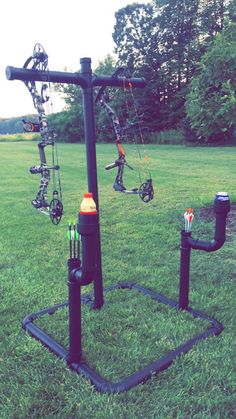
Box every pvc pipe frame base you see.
[22,282,223,393]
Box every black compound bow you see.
[95,69,154,203]
[22,43,63,225]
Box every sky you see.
[0,0,149,119]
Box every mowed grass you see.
[0,141,235,418]
[0,133,38,142]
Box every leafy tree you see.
[154,0,201,128]
[94,55,118,142]
[228,0,236,23]
[0,116,37,134]
[52,74,85,142]
[49,109,84,143]
[199,0,229,41]
[156,0,201,86]
[112,1,204,131]
[185,22,236,142]
[113,3,164,132]
[53,0,236,141]
[95,54,116,75]
[113,3,159,71]
[94,55,149,143]
[53,55,118,143]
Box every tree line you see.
[54,0,236,144]
[0,117,26,134]
[2,1,236,144]
[111,0,236,143]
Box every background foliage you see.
[1,0,236,144]
[185,22,236,143]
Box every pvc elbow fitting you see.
[188,192,230,253]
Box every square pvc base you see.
[22,282,223,393]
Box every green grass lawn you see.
[0,133,38,142]
[0,142,235,418]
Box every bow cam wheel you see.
[49,198,63,225]
[139,180,154,203]
[33,43,48,71]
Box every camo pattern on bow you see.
[22,43,63,224]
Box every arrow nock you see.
[184,208,194,233]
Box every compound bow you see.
[95,69,154,203]
[22,43,63,225]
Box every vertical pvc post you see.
[68,258,82,363]
[179,231,191,309]
[80,58,104,309]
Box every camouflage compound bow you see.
[22,43,63,225]
[95,68,154,203]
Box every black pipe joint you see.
[188,192,230,252]
[68,257,81,282]
[78,212,99,236]
[213,192,230,214]
[69,213,99,286]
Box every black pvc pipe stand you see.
[22,281,223,393]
